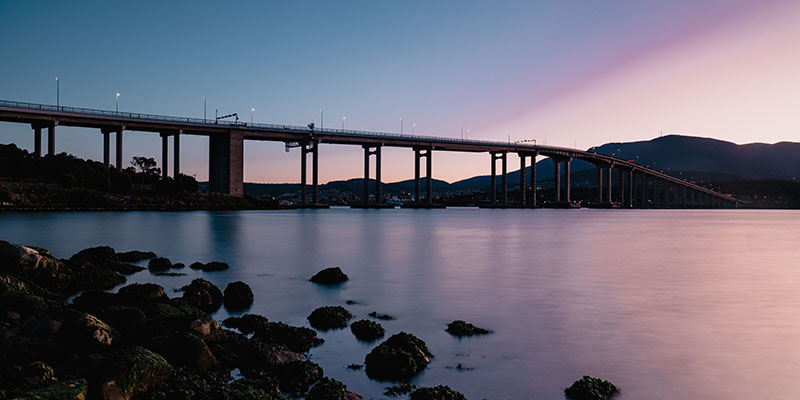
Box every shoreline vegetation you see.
[0,239,619,400]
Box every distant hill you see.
[219,134,800,198]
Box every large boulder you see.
[98,347,173,400]
[117,283,166,304]
[20,378,88,400]
[116,250,156,263]
[147,257,173,272]
[189,261,229,272]
[68,246,118,269]
[250,321,324,353]
[223,314,269,335]
[350,319,385,342]
[180,278,223,313]
[59,311,117,352]
[564,376,620,400]
[307,306,352,330]
[0,241,74,293]
[149,332,217,371]
[270,360,323,396]
[364,332,433,381]
[309,267,348,285]
[307,377,363,400]
[223,281,253,310]
[66,247,128,291]
[188,316,227,343]
[410,385,467,400]
[243,340,305,369]
[445,320,492,337]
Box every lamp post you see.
[342,116,346,130]
[400,118,403,134]
[56,77,59,107]
[412,123,415,134]
[251,107,254,124]
[115,93,120,112]
[203,96,206,120]
[320,109,323,130]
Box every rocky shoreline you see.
[0,240,619,399]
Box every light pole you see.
[56,77,59,107]
[320,109,323,130]
[466,128,470,139]
[115,93,120,112]
[400,118,403,134]
[251,107,255,124]
[412,123,415,134]
[203,96,206,120]
[342,116,346,130]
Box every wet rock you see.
[345,300,359,305]
[244,340,306,368]
[409,385,467,400]
[189,261,229,272]
[100,306,147,332]
[117,250,156,262]
[307,377,363,400]
[2,293,50,315]
[0,273,57,298]
[69,246,118,268]
[60,310,117,352]
[20,378,88,400]
[114,263,146,275]
[72,290,121,314]
[384,383,418,396]
[223,281,253,310]
[309,267,348,285]
[18,361,57,390]
[147,257,173,272]
[307,306,352,330]
[22,319,63,338]
[153,271,186,277]
[172,263,185,269]
[564,375,620,400]
[350,319,385,341]
[189,316,226,343]
[445,320,492,337]
[150,332,217,371]
[271,360,323,396]
[251,321,324,353]
[347,364,363,370]
[368,311,395,320]
[117,283,167,304]
[0,241,75,293]
[99,347,173,400]
[223,314,270,335]
[364,332,433,381]
[180,278,223,313]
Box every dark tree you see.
[130,156,161,176]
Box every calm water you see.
[1,208,799,399]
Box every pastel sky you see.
[1,0,798,183]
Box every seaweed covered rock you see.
[350,319,385,341]
[368,311,395,320]
[564,376,620,400]
[243,340,306,368]
[445,320,492,337]
[15,361,57,390]
[20,378,88,400]
[149,332,217,371]
[67,247,129,288]
[98,347,173,400]
[117,250,156,263]
[147,257,173,272]
[364,332,433,381]
[307,377,363,400]
[309,267,348,285]
[223,314,270,335]
[270,360,323,396]
[137,367,283,400]
[250,321,323,353]
[223,281,253,310]
[307,306,352,330]
[117,283,166,304]
[100,306,148,332]
[409,385,467,400]
[0,240,75,293]
[189,261,229,272]
[68,246,118,269]
[384,384,417,396]
[189,316,226,343]
[71,289,121,314]
[180,278,223,313]
[59,311,117,352]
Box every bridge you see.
[0,99,740,208]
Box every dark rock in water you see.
[410,385,467,400]
[69,246,118,268]
[0,240,75,293]
[350,319,385,341]
[307,306,353,330]
[118,283,167,304]
[384,383,418,396]
[180,278,223,313]
[243,340,306,369]
[117,250,156,262]
[347,363,363,370]
[72,289,120,314]
[153,271,186,277]
[223,281,254,310]
[20,378,88,399]
[99,346,173,400]
[150,331,218,371]
[189,261,229,272]
[250,321,324,353]
[148,257,173,272]
[59,310,117,352]
[364,332,433,381]
[0,273,55,298]
[172,263,185,269]
[115,263,146,275]
[307,377,364,400]
[271,360,323,396]
[564,376,620,400]
[445,320,492,337]
[309,267,349,285]
[223,314,270,335]
[369,311,395,320]
[345,300,359,305]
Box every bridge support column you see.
[47,123,57,156]
[654,179,660,207]
[414,148,432,205]
[628,170,634,207]
[415,149,421,205]
[597,166,604,203]
[160,133,168,179]
[426,149,432,205]
[115,128,123,170]
[376,146,382,203]
[501,152,508,205]
[641,175,648,207]
[33,126,42,157]
[519,153,527,206]
[531,152,537,207]
[208,130,244,196]
[553,158,561,203]
[607,166,613,204]
[361,145,382,204]
[618,169,624,207]
[564,157,571,203]
[301,144,308,204]
[174,130,181,178]
[312,140,318,204]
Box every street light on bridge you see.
[342,115,346,130]
[203,96,206,120]
[251,107,255,124]
[56,77,59,107]
[115,93,120,112]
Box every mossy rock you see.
[99,347,173,400]
[180,278,223,313]
[364,332,433,381]
[270,360,323,396]
[149,332,217,371]
[307,377,363,400]
[384,383,417,396]
[71,289,120,314]
[445,320,492,337]
[59,310,117,352]
[99,305,147,332]
[309,267,349,285]
[242,340,305,368]
[564,376,620,400]
[251,321,324,353]
[223,314,269,335]
[68,246,119,269]
[223,281,253,310]
[307,306,352,330]
[409,385,467,400]
[368,311,395,320]
[189,261,229,272]
[147,257,173,272]
[117,250,156,262]
[134,367,232,400]
[0,241,75,293]
[18,361,57,390]
[20,378,88,400]
[117,283,167,304]
[350,319,385,341]
[0,273,57,298]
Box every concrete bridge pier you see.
[564,157,571,203]
[100,129,110,167]
[618,168,625,206]
[208,130,244,196]
[627,170,634,207]
[597,166,604,203]
[489,152,507,205]
[361,145,383,204]
[30,124,43,157]
[47,122,57,156]
[413,148,433,205]
[501,152,508,205]
[606,165,613,204]
[115,127,124,170]
[519,153,527,206]
[553,158,561,203]
[160,133,169,179]
[300,140,319,205]
[531,152,538,207]
[174,130,181,178]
